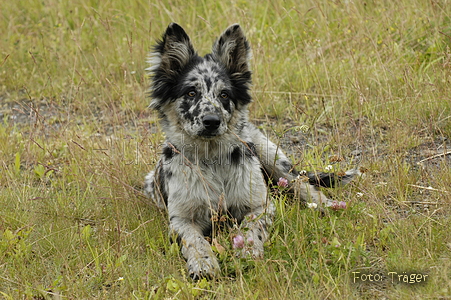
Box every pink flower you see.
[233,235,245,249]
[277,177,288,188]
[331,200,347,210]
[330,201,339,210]
[246,214,257,221]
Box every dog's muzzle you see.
[201,114,221,136]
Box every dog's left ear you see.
[212,24,251,75]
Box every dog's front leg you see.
[170,216,220,279]
[237,205,274,259]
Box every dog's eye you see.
[187,90,196,98]
[220,92,229,99]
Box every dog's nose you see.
[202,115,221,132]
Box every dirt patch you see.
[2,96,450,219]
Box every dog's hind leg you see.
[247,124,336,207]
[144,160,168,209]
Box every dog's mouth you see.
[198,130,220,138]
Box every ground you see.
[1,0,451,299]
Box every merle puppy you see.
[144,23,358,279]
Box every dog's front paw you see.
[186,255,220,280]
[249,242,264,259]
[243,244,264,259]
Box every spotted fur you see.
[144,23,359,279]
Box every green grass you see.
[1,0,451,298]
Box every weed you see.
[1,0,450,298]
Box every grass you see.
[1,0,451,298]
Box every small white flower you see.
[307,203,318,209]
[298,125,310,133]
[356,192,364,198]
[325,165,333,171]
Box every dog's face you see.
[172,59,233,137]
[147,23,252,138]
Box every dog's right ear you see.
[147,23,196,109]
[148,23,196,76]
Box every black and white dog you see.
[144,23,359,279]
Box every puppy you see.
[144,23,359,279]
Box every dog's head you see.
[147,23,252,138]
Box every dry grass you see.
[1,0,451,299]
